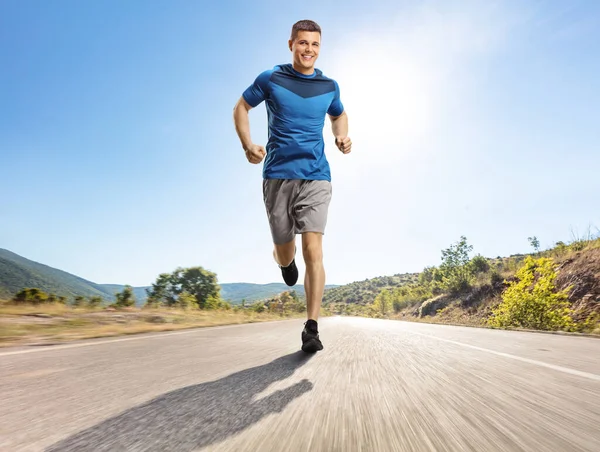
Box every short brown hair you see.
[291,20,321,41]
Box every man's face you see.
[289,31,321,73]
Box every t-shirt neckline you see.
[289,64,317,78]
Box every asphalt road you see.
[1,316,599,452]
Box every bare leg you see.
[302,232,325,320]
[273,238,296,267]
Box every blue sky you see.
[1,0,599,288]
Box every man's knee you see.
[274,239,295,267]
[302,233,323,265]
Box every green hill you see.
[322,273,418,306]
[0,249,115,301]
[220,283,300,304]
[0,249,338,306]
[219,282,339,304]
[98,284,151,304]
[320,234,600,335]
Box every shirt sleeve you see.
[242,70,272,108]
[327,80,344,117]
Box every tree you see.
[115,286,136,307]
[441,236,473,268]
[418,266,437,285]
[178,267,220,308]
[146,273,178,307]
[373,289,392,316]
[88,296,104,308]
[528,236,540,254]
[439,236,474,294]
[177,291,196,310]
[418,266,444,294]
[205,295,230,310]
[72,295,85,307]
[146,266,220,309]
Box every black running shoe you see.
[280,258,298,286]
[301,319,323,353]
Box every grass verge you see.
[0,303,306,348]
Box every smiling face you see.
[289,31,321,75]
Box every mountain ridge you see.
[0,249,339,305]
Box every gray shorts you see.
[262,179,332,245]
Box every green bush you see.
[490,270,504,286]
[373,289,393,316]
[88,296,104,308]
[114,286,136,308]
[570,241,586,252]
[469,254,490,274]
[552,241,568,258]
[438,236,475,294]
[12,288,53,305]
[488,256,574,331]
[177,291,197,310]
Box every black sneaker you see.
[280,258,298,286]
[301,319,323,353]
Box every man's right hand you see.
[245,144,266,164]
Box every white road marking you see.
[3,317,599,384]
[410,331,600,382]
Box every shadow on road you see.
[46,351,314,451]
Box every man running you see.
[233,19,351,353]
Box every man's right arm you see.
[233,96,266,164]
[233,96,254,152]
[233,71,271,164]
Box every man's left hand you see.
[335,136,352,154]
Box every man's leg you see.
[294,180,330,353]
[273,237,299,286]
[273,238,296,268]
[263,179,298,286]
[302,232,325,320]
[300,231,325,352]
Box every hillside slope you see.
[0,249,333,306]
[220,283,303,304]
[0,249,114,301]
[220,283,339,304]
[323,273,418,306]
[98,285,151,305]
[404,244,600,333]
[325,237,600,334]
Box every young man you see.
[233,20,351,353]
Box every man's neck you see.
[292,62,315,76]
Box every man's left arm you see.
[327,81,351,154]
[330,111,351,154]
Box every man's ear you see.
[288,39,293,51]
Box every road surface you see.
[1,316,599,451]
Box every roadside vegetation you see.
[327,227,600,335]
[0,266,310,347]
[3,227,598,346]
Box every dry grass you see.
[0,302,75,316]
[0,302,305,348]
[391,302,488,328]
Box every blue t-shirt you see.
[242,64,344,181]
